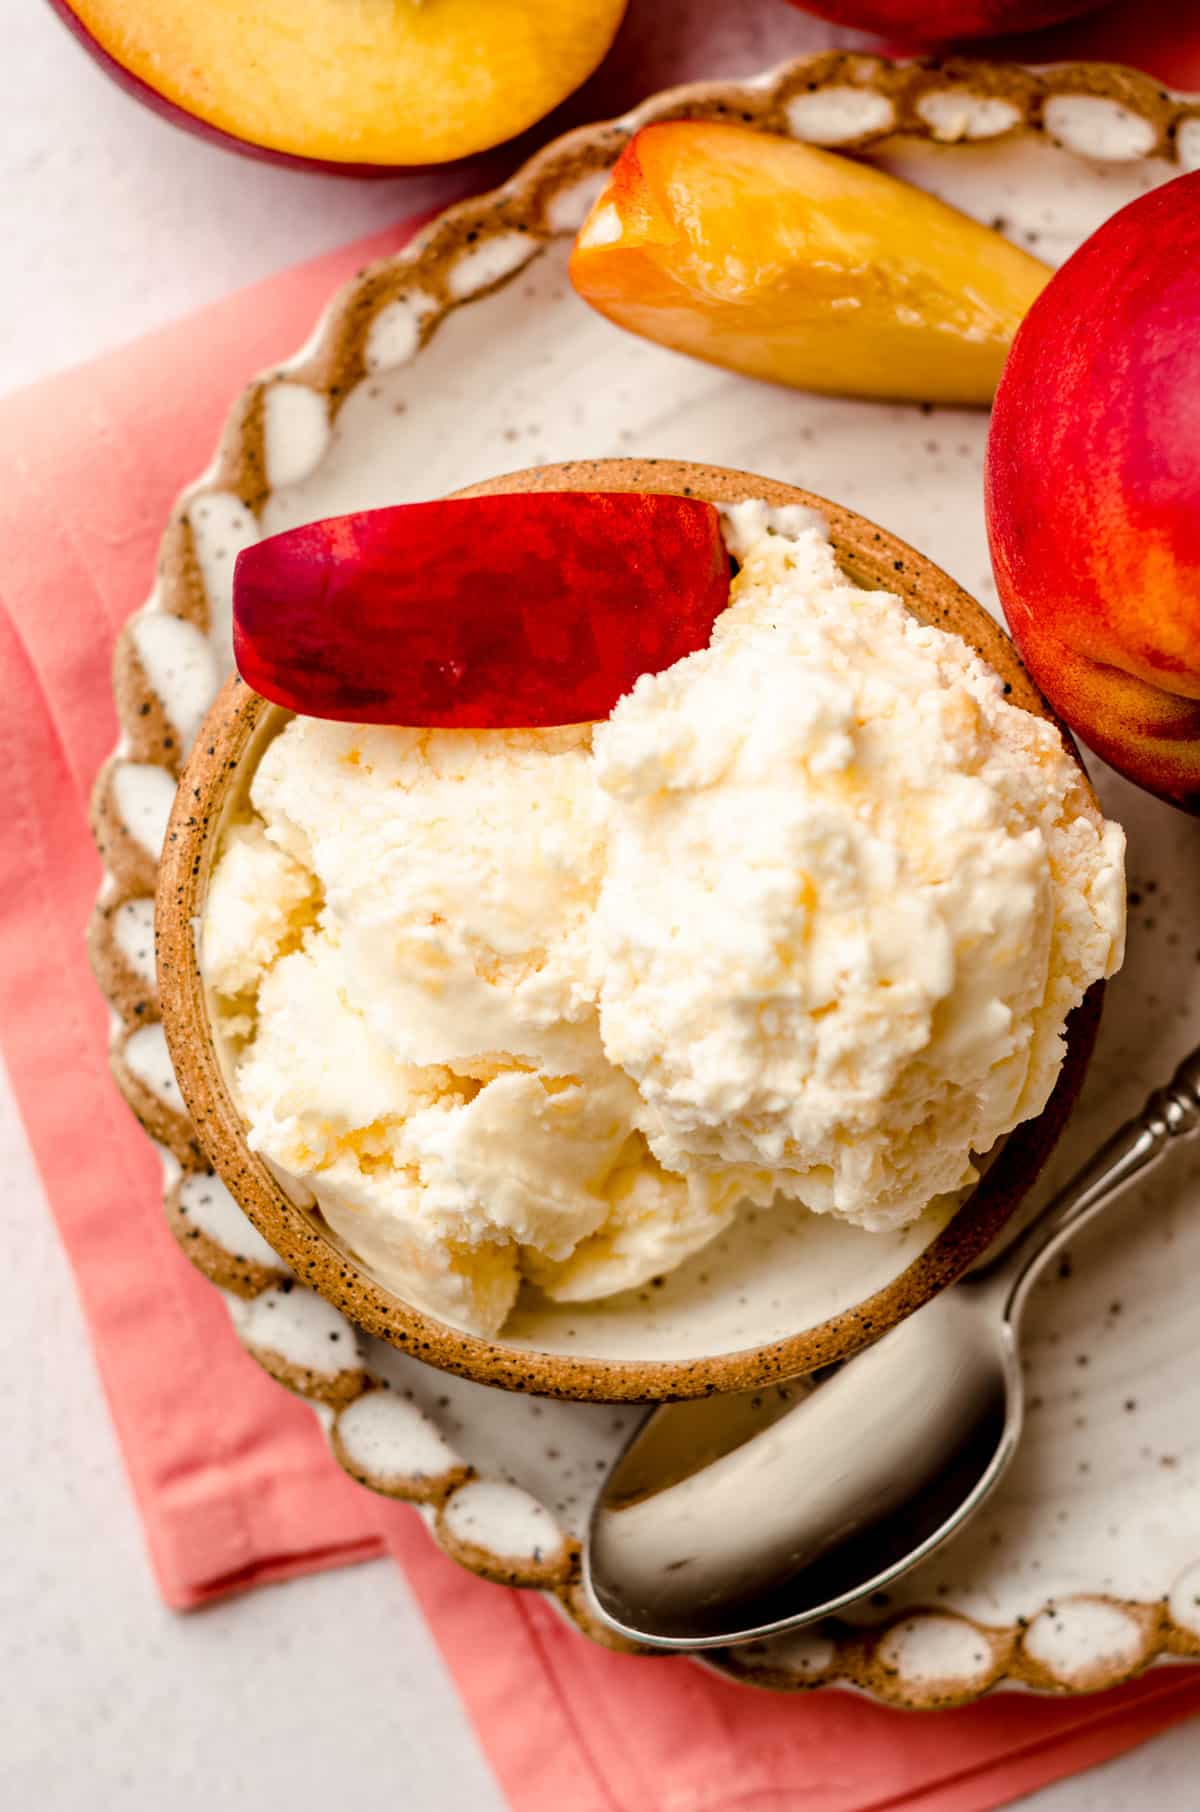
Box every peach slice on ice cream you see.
[233,493,731,727]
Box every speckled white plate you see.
[89,52,1200,1704]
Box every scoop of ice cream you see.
[201,820,318,1005]
[523,1157,741,1303]
[591,516,1125,1227]
[250,719,606,1075]
[202,506,1124,1333]
[215,730,738,1329]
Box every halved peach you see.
[570,121,1050,406]
[49,0,628,170]
[233,493,730,727]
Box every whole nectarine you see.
[986,173,1200,813]
[49,0,627,171]
[782,0,1103,40]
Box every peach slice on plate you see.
[233,493,730,727]
[48,0,628,170]
[570,121,1050,406]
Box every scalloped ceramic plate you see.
[89,52,1200,1705]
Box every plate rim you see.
[87,47,1200,1705]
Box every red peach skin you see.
[233,494,730,728]
[781,0,1103,38]
[985,172,1200,813]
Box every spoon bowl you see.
[586,1049,1200,1648]
[588,1281,1020,1647]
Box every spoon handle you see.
[984,1044,1200,1323]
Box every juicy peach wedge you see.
[570,122,1051,406]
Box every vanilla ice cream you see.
[203,505,1125,1334]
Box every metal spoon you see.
[586,1045,1200,1650]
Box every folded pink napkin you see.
[0,225,424,1604]
[4,10,1200,1805]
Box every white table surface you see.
[3,5,1198,1807]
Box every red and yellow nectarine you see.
[781,1,1104,41]
[570,122,1049,406]
[986,173,1200,813]
[49,0,628,171]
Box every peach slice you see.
[49,0,628,170]
[570,121,1050,406]
[233,493,730,727]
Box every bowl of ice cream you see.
[156,458,1124,1401]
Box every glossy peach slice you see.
[50,0,628,170]
[570,121,1051,406]
[233,493,730,728]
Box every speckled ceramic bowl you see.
[156,456,1102,1401]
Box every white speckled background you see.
[4,0,1199,1805]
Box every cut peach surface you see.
[51,0,628,169]
[570,122,1050,406]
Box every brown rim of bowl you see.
[156,458,1103,1403]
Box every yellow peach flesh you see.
[64,0,628,166]
[570,122,1051,407]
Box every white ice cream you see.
[203,506,1125,1333]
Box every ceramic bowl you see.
[156,455,1102,1401]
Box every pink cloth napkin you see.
[5,7,1200,1806]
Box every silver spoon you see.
[586,1045,1200,1650]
